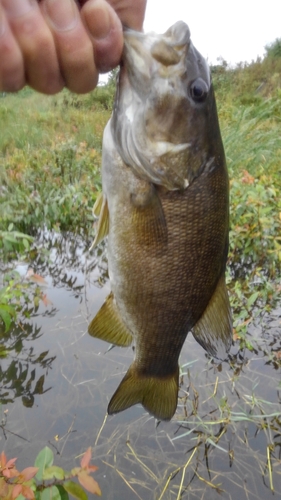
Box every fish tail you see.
[108,363,179,421]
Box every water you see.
[1,232,280,499]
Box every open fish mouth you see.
[123,21,191,79]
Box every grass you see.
[0,88,109,236]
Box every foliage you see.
[220,92,281,348]
[0,269,51,335]
[265,38,281,59]
[0,84,112,235]
[0,446,101,499]
[212,48,281,102]
[0,225,34,260]
[0,138,102,234]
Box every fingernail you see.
[84,0,111,40]
[2,0,37,18]
[45,0,78,31]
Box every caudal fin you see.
[108,363,179,421]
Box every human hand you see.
[0,0,146,94]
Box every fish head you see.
[112,21,224,190]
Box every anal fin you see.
[88,293,133,347]
[108,363,179,421]
[192,275,232,360]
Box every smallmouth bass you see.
[88,21,232,420]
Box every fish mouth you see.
[123,21,191,72]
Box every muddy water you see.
[1,232,280,500]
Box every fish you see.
[88,21,232,421]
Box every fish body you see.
[89,21,232,420]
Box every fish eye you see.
[189,78,209,103]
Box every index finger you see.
[41,0,99,93]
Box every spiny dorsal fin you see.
[90,192,109,248]
[192,275,232,360]
[88,293,133,347]
[108,363,179,421]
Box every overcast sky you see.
[143,0,280,65]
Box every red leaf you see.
[12,484,22,499]
[80,448,91,469]
[0,451,7,467]
[2,469,12,478]
[6,458,17,469]
[241,170,255,184]
[26,270,47,286]
[86,465,98,472]
[21,484,35,499]
[20,467,39,481]
[40,293,52,307]
[78,471,101,496]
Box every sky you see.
[143,0,280,66]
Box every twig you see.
[158,446,198,500]
[267,445,274,492]
[126,441,158,482]
[95,413,108,446]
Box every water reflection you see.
[0,231,280,500]
[0,310,56,406]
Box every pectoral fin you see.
[90,192,109,248]
[88,293,133,347]
[192,276,232,360]
[131,186,168,248]
[108,363,179,421]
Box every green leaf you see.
[247,291,259,308]
[43,466,65,481]
[0,304,17,316]
[40,486,61,500]
[0,345,8,358]
[0,308,12,332]
[55,485,69,500]
[63,481,87,500]
[35,446,54,481]
[23,238,30,249]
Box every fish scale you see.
[88,21,232,420]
